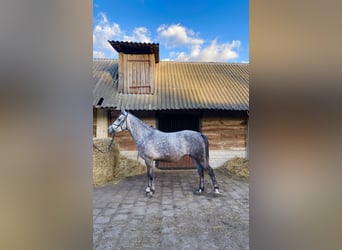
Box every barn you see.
[93,41,249,169]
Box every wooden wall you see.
[201,116,247,150]
[118,53,155,94]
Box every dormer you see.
[109,41,159,94]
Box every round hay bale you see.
[93,138,120,185]
[216,157,249,181]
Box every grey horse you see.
[108,109,220,196]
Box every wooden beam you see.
[96,109,109,138]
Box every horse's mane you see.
[128,112,154,131]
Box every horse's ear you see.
[121,108,127,115]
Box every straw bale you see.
[216,157,249,181]
[114,155,146,179]
[93,138,120,185]
[93,138,146,185]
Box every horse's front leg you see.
[144,159,155,196]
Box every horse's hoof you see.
[146,191,153,197]
[194,189,204,195]
[213,189,220,197]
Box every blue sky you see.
[93,0,249,62]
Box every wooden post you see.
[118,53,124,93]
[96,109,108,138]
[149,53,155,94]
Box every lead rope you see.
[92,133,115,153]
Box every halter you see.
[94,112,128,154]
[111,112,128,132]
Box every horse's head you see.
[108,109,129,134]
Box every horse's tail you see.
[200,133,209,162]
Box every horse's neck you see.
[127,114,153,145]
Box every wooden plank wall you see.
[118,53,124,93]
[202,117,247,149]
[118,53,155,94]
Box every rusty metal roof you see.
[93,59,249,111]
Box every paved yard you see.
[93,170,249,250]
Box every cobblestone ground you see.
[93,170,249,250]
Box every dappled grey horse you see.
[108,109,219,196]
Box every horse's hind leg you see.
[193,159,204,194]
[199,159,219,195]
[145,159,155,195]
[207,165,220,195]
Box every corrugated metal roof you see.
[93,59,249,111]
[108,41,160,63]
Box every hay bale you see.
[93,138,146,185]
[216,157,249,181]
[93,138,120,185]
[114,155,146,179]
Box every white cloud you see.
[93,12,122,52]
[123,27,151,43]
[157,24,203,48]
[197,39,241,61]
[158,24,241,62]
[93,12,152,58]
[93,50,105,58]
[170,39,241,62]
[93,16,242,62]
